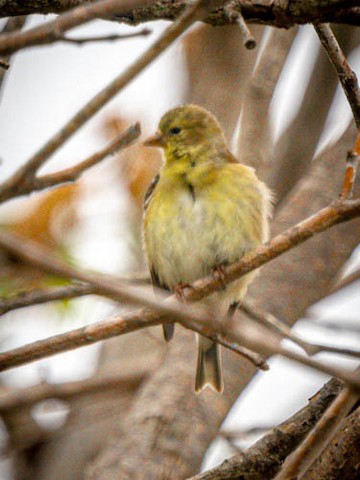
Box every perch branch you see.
[188,378,343,480]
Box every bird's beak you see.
[143,131,165,148]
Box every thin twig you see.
[275,379,359,480]
[225,1,256,49]
[188,378,343,480]
[0,0,210,192]
[0,123,140,202]
[340,132,360,200]
[0,274,150,316]
[0,0,148,56]
[333,266,360,293]
[0,369,150,413]
[314,23,360,128]
[239,299,360,358]
[59,28,151,45]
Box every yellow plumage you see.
[143,105,271,393]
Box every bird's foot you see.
[211,264,228,290]
[174,283,196,302]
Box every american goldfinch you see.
[143,105,271,393]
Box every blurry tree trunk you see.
[183,24,264,141]
[85,121,359,479]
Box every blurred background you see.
[0,13,359,479]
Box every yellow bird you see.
[143,105,271,393]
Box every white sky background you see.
[0,15,359,478]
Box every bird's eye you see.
[169,127,181,135]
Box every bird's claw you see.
[174,283,196,302]
[212,264,228,290]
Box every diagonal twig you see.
[0,123,140,202]
[0,199,359,382]
[0,0,211,193]
[314,23,360,128]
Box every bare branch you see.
[59,28,151,45]
[0,0,149,56]
[188,378,343,480]
[314,23,360,128]
[0,0,211,187]
[239,300,360,359]
[340,132,360,200]
[224,1,256,50]
[0,274,150,316]
[0,197,360,387]
[0,370,150,413]
[275,382,359,480]
[1,0,359,27]
[306,405,360,479]
[0,123,140,203]
[0,16,27,93]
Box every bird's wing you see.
[144,175,174,341]
[144,173,160,210]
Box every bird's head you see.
[144,105,227,161]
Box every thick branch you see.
[314,23,360,129]
[306,405,360,479]
[1,0,359,27]
[188,379,343,480]
[0,197,360,387]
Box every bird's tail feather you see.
[162,324,174,342]
[195,335,223,394]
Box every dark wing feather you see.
[144,174,160,210]
[145,175,175,342]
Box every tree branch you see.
[275,382,359,480]
[0,197,360,387]
[0,0,148,56]
[0,123,140,203]
[314,22,360,129]
[306,405,360,479]
[2,0,359,27]
[239,299,360,358]
[187,378,343,480]
[0,0,212,186]
[59,28,151,45]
